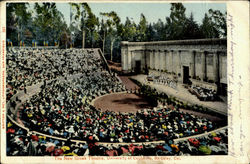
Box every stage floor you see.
[131,74,227,116]
[93,92,154,113]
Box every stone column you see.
[177,50,181,76]
[159,50,162,70]
[167,50,171,72]
[131,51,135,71]
[162,50,166,71]
[158,50,161,70]
[170,50,173,73]
[190,51,196,78]
[141,50,145,70]
[121,41,128,71]
[145,49,150,67]
[201,51,206,81]
[122,47,128,71]
[158,50,162,70]
[213,51,219,83]
[164,50,168,71]
[159,50,163,70]
[149,50,153,69]
[153,50,157,69]
[121,48,124,70]
[155,50,159,70]
[127,50,132,71]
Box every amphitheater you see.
[6,43,228,156]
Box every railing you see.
[7,114,227,146]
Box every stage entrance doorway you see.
[135,60,141,74]
[183,66,189,84]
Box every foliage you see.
[182,13,202,39]
[137,14,147,41]
[208,9,227,38]
[70,3,99,48]
[166,3,187,40]
[7,3,32,45]
[7,2,226,60]
[121,17,137,41]
[200,13,219,38]
[145,23,155,41]
[34,3,68,45]
[100,11,122,61]
[153,19,166,41]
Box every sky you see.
[32,2,226,26]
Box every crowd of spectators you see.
[6,48,109,101]
[6,48,227,156]
[20,99,218,142]
[90,128,228,156]
[7,117,89,156]
[7,117,227,156]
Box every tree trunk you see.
[82,30,85,48]
[17,31,20,46]
[102,32,105,55]
[65,38,67,49]
[17,20,20,44]
[91,30,94,48]
[110,39,114,61]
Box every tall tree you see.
[70,3,98,48]
[200,13,219,38]
[208,9,227,38]
[138,14,147,41]
[145,23,155,41]
[97,18,107,54]
[100,11,121,61]
[121,17,137,41]
[34,3,67,45]
[166,3,187,40]
[153,19,165,41]
[84,4,99,48]
[183,13,202,39]
[7,3,32,44]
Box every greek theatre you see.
[121,38,227,95]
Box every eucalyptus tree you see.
[70,3,98,48]
[200,13,219,38]
[34,2,67,45]
[208,9,227,38]
[137,14,147,41]
[153,19,165,41]
[100,11,121,61]
[166,3,187,40]
[145,23,156,41]
[121,17,137,41]
[182,13,202,39]
[97,18,108,54]
[6,3,32,44]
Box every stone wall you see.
[121,39,227,91]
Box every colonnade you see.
[122,48,221,83]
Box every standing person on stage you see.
[24,87,27,94]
